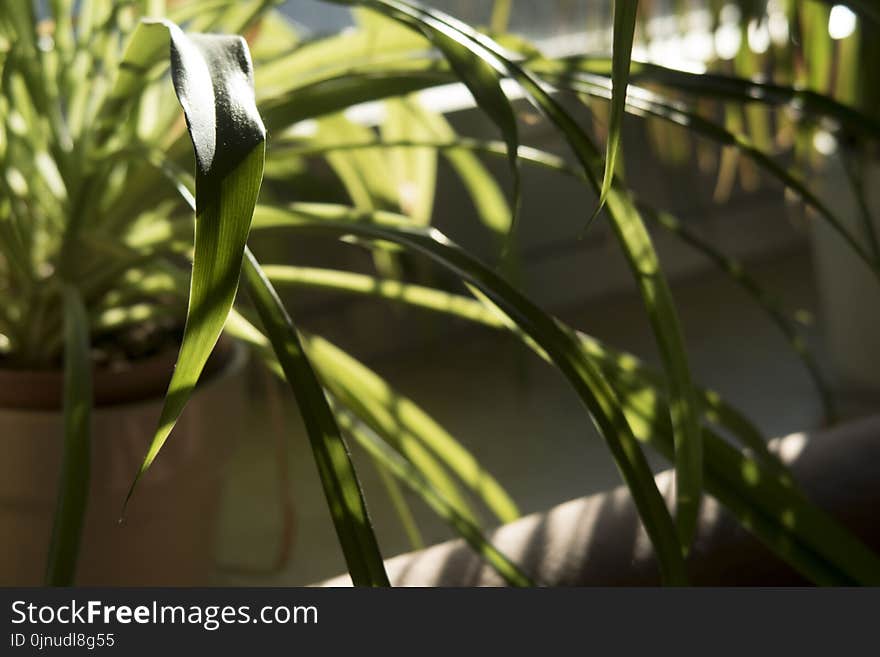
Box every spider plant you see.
[2,0,879,587]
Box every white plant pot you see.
[810,152,880,396]
[0,341,247,585]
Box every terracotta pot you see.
[0,339,247,586]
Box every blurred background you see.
[212,0,874,584]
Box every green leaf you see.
[123,20,266,508]
[489,0,513,33]
[264,261,794,525]
[250,204,688,584]
[98,19,175,139]
[310,334,481,525]
[294,136,831,420]
[382,98,438,226]
[124,37,388,583]
[284,254,874,584]
[305,331,518,524]
[335,409,533,586]
[241,250,389,587]
[599,197,702,550]
[336,1,522,255]
[637,205,836,422]
[260,69,451,131]
[325,0,702,551]
[254,244,788,490]
[260,263,510,326]
[318,114,400,213]
[228,287,518,525]
[255,13,428,98]
[607,374,880,585]
[539,71,880,281]
[246,8,303,62]
[223,311,529,585]
[272,126,513,242]
[369,453,426,550]
[421,112,514,244]
[542,56,880,141]
[45,285,92,586]
[594,0,638,224]
[1,1,36,54]
[460,285,876,583]
[232,238,880,585]
[313,114,405,277]
[480,285,879,584]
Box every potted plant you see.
[1,0,877,587]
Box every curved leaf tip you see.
[151,19,266,179]
[124,19,266,513]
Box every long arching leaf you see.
[539,56,880,141]
[250,204,688,584]
[229,285,518,525]
[123,20,266,508]
[354,1,522,256]
[223,310,525,584]
[255,261,788,477]
[283,137,835,426]
[241,250,390,587]
[539,72,880,281]
[252,252,880,585]
[335,408,533,586]
[609,375,880,585]
[325,0,703,553]
[595,0,638,222]
[45,285,92,586]
[142,114,391,584]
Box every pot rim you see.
[0,335,240,411]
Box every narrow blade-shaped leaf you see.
[382,98,438,226]
[239,233,880,584]
[228,294,519,525]
[225,310,529,584]
[541,71,880,281]
[303,136,831,417]
[609,375,880,585]
[541,56,880,141]
[594,0,638,224]
[336,409,533,586]
[306,332,518,524]
[241,249,389,587]
[335,0,521,256]
[45,285,92,586]
[251,205,688,584]
[124,20,266,507]
[324,0,703,550]
[260,69,452,131]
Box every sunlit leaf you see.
[543,56,880,141]
[334,0,522,255]
[250,204,688,584]
[335,409,533,586]
[223,310,530,585]
[241,250,390,587]
[123,20,266,509]
[594,0,638,224]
